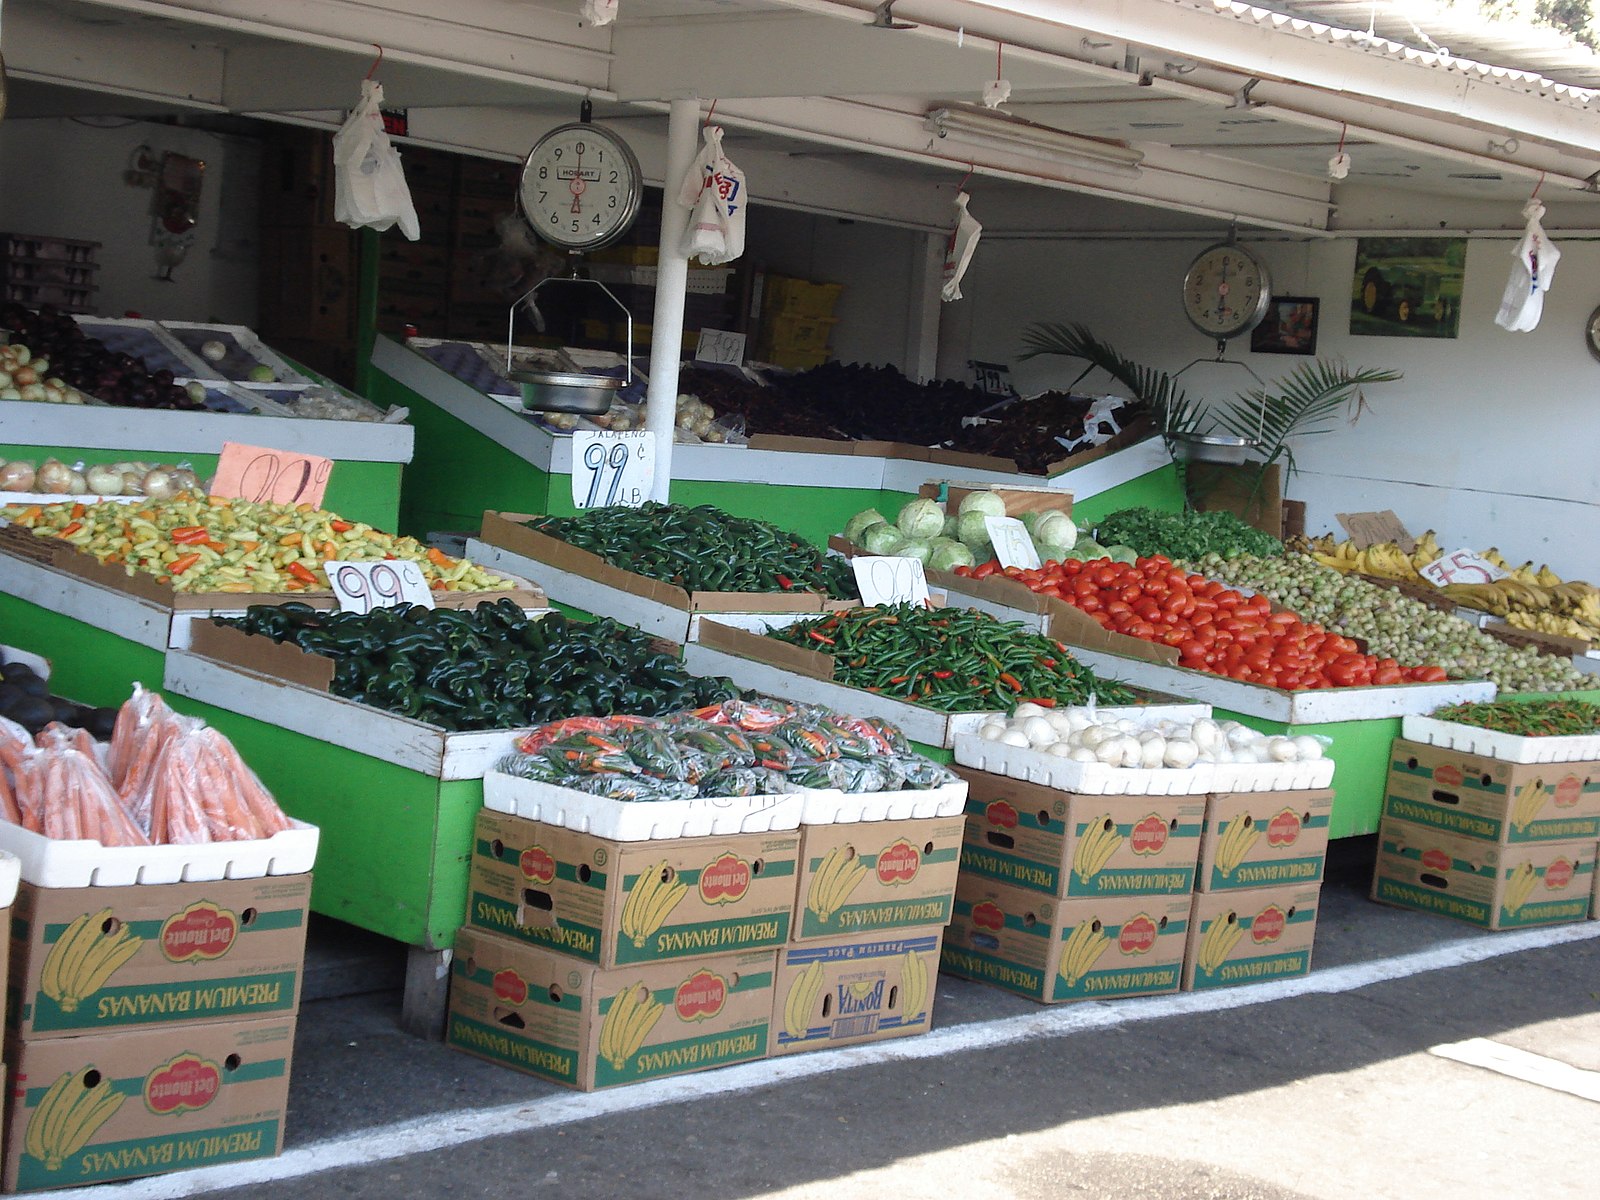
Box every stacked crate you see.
[754,274,842,369]
[3,859,312,1191]
[1372,732,1600,930]
[2,234,100,315]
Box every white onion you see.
[168,468,200,493]
[1045,711,1075,735]
[17,384,46,402]
[1268,736,1299,762]
[1012,702,1045,720]
[1291,735,1325,760]
[65,469,88,496]
[141,469,177,500]
[1000,730,1031,748]
[1138,737,1167,768]
[200,339,228,363]
[1163,739,1200,768]
[1046,742,1076,758]
[1022,716,1057,747]
[1068,747,1099,762]
[36,459,74,493]
[0,461,35,490]
[84,465,124,495]
[0,370,11,388]
[979,723,1005,742]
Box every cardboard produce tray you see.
[482,770,804,841]
[1399,713,1600,764]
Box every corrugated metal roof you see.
[1210,0,1600,94]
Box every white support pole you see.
[645,97,702,503]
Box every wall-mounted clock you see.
[517,120,644,254]
[1182,241,1272,340]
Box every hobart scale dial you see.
[517,121,644,253]
[1181,242,1272,340]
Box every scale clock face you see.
[1182,243,1272,339]
[517,122,643,253]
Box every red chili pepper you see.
[999,672,1023,692]
[889,675,910,685]
[932,670,954,679]
[170,552,202,575]
[171,526,211,545]
[807,631,836,645]
[330,520,354,533]
[1023,697,1057,708]
[287,562,317,585]
[776,573,794,589]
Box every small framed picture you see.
[1251,296,1320,356]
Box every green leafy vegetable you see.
[1093,507,1283,561]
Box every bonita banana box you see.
[468,810,798,967]
[1384,739,1600,845]
[941,874,1189,1003]
[770,928,941,1056]
[2,1016,295,1192]
[8,876,310,1039]
[956,767,1203,898]
[1183,883,1321,991]
[1371,816,1595,930]
[793,816,963,942]
[1197,790,1333,892]
[447,926,773,1091]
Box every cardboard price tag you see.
[326,560,435,613]
[210,442,332,508]
[852,556,931,607]
[985,516,1040,571]
[1419,550,1507,588]
[572,430,655,509]
[694,328,746,366]
[1336,510,1415,553]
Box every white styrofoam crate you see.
[952,734,1336,795]
[797,777,969,825]
[0,820,320,888]
[0,850,19,908]
[1400,713,1600,764]
[483,770,803,841]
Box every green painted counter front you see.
[0,444,403,531]
[0,591,164,706]
[167,694,480,951]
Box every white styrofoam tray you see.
[952,734,1336,795]
[798,777,969,825]
[0,850,19,908]
[0,819,319,888]
[1400,713,1600,764]
[483,770,803,841]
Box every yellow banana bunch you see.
[1439,582,1512,617]
[1196,913,1245,975]
[807,846,868,924]
[1502,862,1539,916]
[25,1070,126,1172]
[1072,817,1124,886]
[899,950,928,1023]
[1212,817,1261,879]
[1058,919,1111,988]
[618,862,689,950]
[41,909,144,1014]
[1505,610,1600,641]
[782,960,825,1040]
[598,982,665,1071]
[1510,779,1546,833]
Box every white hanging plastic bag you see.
[677,125,747,265]
[1494,198,1560,332]
[683,183,730,262]
[941,190,982,302]
[580,0,619,25]
[332,80,420,240]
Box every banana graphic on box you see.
[40,908,144,1014]
[1510,778,1546,834]
[618,861,690,950]
[1072,817,1124,887]
[806,846,868,924]
[1502,862,1539,916]
[1212,817,1262,880]
[782,960,826,1040]
[597,982,665,1072]
[1057,919,1111,988]
[1197,913,1245,975]
[899,949,928,1025]
[25,1070,126,1172]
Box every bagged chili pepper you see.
[788,757,903,793]
[673,724,757,783]
[897,755,959,789]
[570,774,700,803]
[623,726,691,781]
[831,715,912,756]
[538,730,639,777]
[812,717,879,760]
[493,752,572,785]
[701,697,799,732]
[698,766,788,797]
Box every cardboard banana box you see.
[1197,790,1333,892]
[770,928,941,1055]
[448,927,772,1091]
[1184,884,1321,990]
[1384,739,1600,845]
[793,816,963,942]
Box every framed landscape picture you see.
[1251,296,1319,355]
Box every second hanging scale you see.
[506,102,646,414]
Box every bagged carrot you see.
[27,746,148,847]
[0,714,32,781]
[36,722,96,757]
[0,764,21,826]
[145,725,291,844]
[192,727,292,837]
[108,684,177,789]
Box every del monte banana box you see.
[956,767,1202,898]
[1197,790,1333,892]
[771,928,941,1056]
[8,876,310,1039]
[793,816,963,942]
[469,810,797,967]
[447,926,772,1091]
[1384,739,1600,845]
[1183,883,1321,991]
[941,874,1189,1003]
[1371,816,1596,930]
[2,1015,295,1192]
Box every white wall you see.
[942,230,1600,579]
[0,118,261,325]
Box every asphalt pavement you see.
[48,836,1600,1200]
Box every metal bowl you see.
[1168,431,1257,465]
[512,368,623,415]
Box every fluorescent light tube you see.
[926,106,1144,177]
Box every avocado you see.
[11,695,55,734]
[86,707,120,741]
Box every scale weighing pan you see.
[506,275,632,415]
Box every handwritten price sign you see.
[327,560,435,614]
[1420,550,1507,588]
[852,556,931,607]
[985,516,1040,571]
[211,442,332,508]
[571,430,654,510]
[694,328,747,366]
